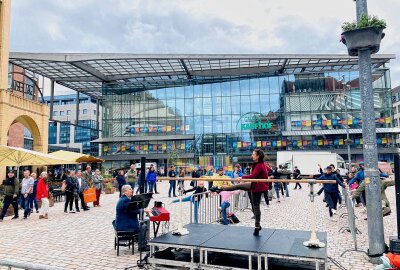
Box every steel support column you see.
[96,98,100,129]
[49,80,55,121]
[75,91,80,125]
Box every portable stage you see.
[148,223,327,270]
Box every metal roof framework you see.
[9,53,395,99]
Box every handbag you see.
[61,181,67,193]
[83,188,97,203]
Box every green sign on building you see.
[237,112,273,131]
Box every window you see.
[48,123,57,144]
[53,111,58,116]
[59,111,65,116]
[67,110,71,115]
[59,123,70,144]
[93,110,97,116]
[82,109,88,115]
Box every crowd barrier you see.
[188,190,251,224]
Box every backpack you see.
[228,212,240,223]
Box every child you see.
[171,181,207,223]
[219,186,240,225]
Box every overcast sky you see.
[9,0,400,95]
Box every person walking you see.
[20,170,34,219]
[210,149,270,236]
[316,166,345,221]
[0,170,19,221]
[146,165,157,193]
[116,170,126,197]
[76,170,90,211]
[93,169,103,207]
[167,165,177,197]
[293,166,302,190]
[37,172,50,219]
[29,172,39,214]
[64,170,78,213]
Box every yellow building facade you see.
[0,0,49,180]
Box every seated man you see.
[113,184,149,251]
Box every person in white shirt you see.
[75,171,89,211]
[20,170,34,219]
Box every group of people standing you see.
[1,169,52,221]
[64,166,104,213]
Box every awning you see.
[0,145,77,166]
[282,127,400,136]
[92,134,195,143]
[49,150,104,163]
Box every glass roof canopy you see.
[9,53,395,99]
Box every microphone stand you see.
[124,193,152,269]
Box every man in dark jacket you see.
[317,166,345,220]
[0,170,20,221]
[113,184,148,250]
[168,165,177,197]
[293,166,302,190]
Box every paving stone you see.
[0,180,395,270]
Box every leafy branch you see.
[342,14,386,32]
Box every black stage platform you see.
[148,223,327,270]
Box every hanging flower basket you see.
[341,26,385,56]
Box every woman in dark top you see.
[210,149,270,236]
[116,170,126,197]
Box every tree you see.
[167,149,180,169]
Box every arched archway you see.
[7,115,42,152]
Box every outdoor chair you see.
[112,221,139,256]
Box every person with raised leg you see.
[210,149,270,236]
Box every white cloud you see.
[9,0,400,92]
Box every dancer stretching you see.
[170,181,207,223]
[210,149,269,236]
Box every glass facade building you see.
[101,67,395,170]
[9,53,396,170]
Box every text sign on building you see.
[236,112,272,131]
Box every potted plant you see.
[340,14,386,56]
[104,182,115,194]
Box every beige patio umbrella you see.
[0,145,77,179]
[49,150,104,163]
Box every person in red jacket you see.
[36,172,50,219]
[210,149,270,236]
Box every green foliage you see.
[105,182,113,189]
[167,149,180,167]
[342,14,386,32]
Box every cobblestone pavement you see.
[0,180,396,270]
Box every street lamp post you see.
[354,0,385,258]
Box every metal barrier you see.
[0,259,66,270]
[188,190,259,224]
[189,191,220,224]
[339,186,366,257]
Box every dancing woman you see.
[210,149,269,236]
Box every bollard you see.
[303,181,326,248]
